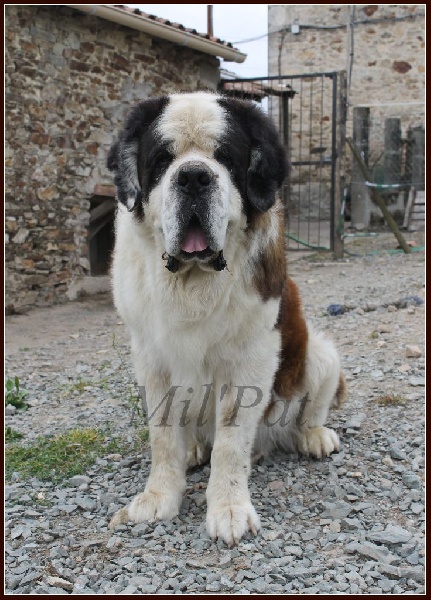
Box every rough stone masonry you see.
[5,5,220,313]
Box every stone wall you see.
[269,4,425,105]
[268,5,425,225]
[5,5,220,312]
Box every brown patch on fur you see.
[251,209,287,301]
[273,277,308,399]
[333,371,347,408]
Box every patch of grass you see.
[5,426,24,442]
[5,376,29,410]
[59,375,113,398]
[5,427,128,484]
[375,393,407,406]
[369,331,379,339]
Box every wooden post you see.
[347,138,411,254]
[333,71,347,259]
[384,118,401,187]
[412,126,425,191]
[350,106,370,228]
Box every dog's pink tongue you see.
[181,227,208,253]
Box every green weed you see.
[5,377,29,410]
[5,426,24,442]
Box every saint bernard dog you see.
[107,92,347,545]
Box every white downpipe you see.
[66,5,246,63]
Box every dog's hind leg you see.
[291,327,347,458]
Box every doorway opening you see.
[88,194,116,276]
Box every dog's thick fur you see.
[108,92,347,545]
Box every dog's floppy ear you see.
[247,113,288,213]
[107,97,169,212]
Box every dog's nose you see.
[177,165,213,192]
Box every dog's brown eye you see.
[214,147,230,164]
[153,150,173,167]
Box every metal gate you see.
[221,71,346,255]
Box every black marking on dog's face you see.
[174,162,218,248]
[107,96,171,217]
[216,97,288,223]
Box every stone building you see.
[268,5,425,227]
[269,4,425,104]
[5,4,245,313]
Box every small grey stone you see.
[119,585,138,594]
[283,546,303,557]
[345,541,398,565]
[406,551,420,565]
[131,523,149,536]
[206,581,221,592]
[320,501,353,520]
[301,529,319,541]
[57,504,78,514]
[219,553,232,568]
[10,525,25,539]
[140,585,157,594]
[20,570,42,585]
[399,566,425,584]
[247,577,268,593]
[410,502,424,515]
[409,376,425,387]
[389,446,407,460]
[45,576,74,591]
[75,497,96,511]
[50,546,69,559]
[367,524,412,546]
[402,472,422,490]
[81,539,104,548]
[69,475,91,487]
[5,404,17,415]
[191,493,206,507]
[344,413,366,429]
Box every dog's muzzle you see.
[162,162,228,273]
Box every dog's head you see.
[108,92,287,272]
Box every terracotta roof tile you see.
[113,5,237,51]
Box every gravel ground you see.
[5,238,425,594]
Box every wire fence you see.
[221,72,344,252]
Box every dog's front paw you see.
[297,426,340,459]
[206,501,261,546]
[109,488,182,529]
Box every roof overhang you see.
[66,5,246,63]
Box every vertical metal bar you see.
[317,75,324,248]
[297,78,303,248]
[333,71,347,259]
[330,73,337,252]
[288,78,294,248]
[307,77,313,246]
[282,89,289,210]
